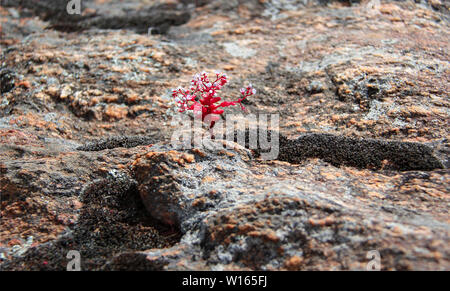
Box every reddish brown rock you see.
[0,0,448,270]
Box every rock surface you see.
[0,0,449,270]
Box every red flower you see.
[172,72,255,130]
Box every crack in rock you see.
[78,131,444,171]
[76,135,155,151]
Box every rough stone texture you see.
[0,0,449,270]
[2,0,191,34]
[129,142,448,270]
[279,133,444,170]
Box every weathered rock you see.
[1,162,179,270]
[0,68,15,93]
[2,0,191,34]
[0,0,448,270]
[130,142,449,270]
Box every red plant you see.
[172,71,255,131]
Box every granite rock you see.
[0,0,448,270]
